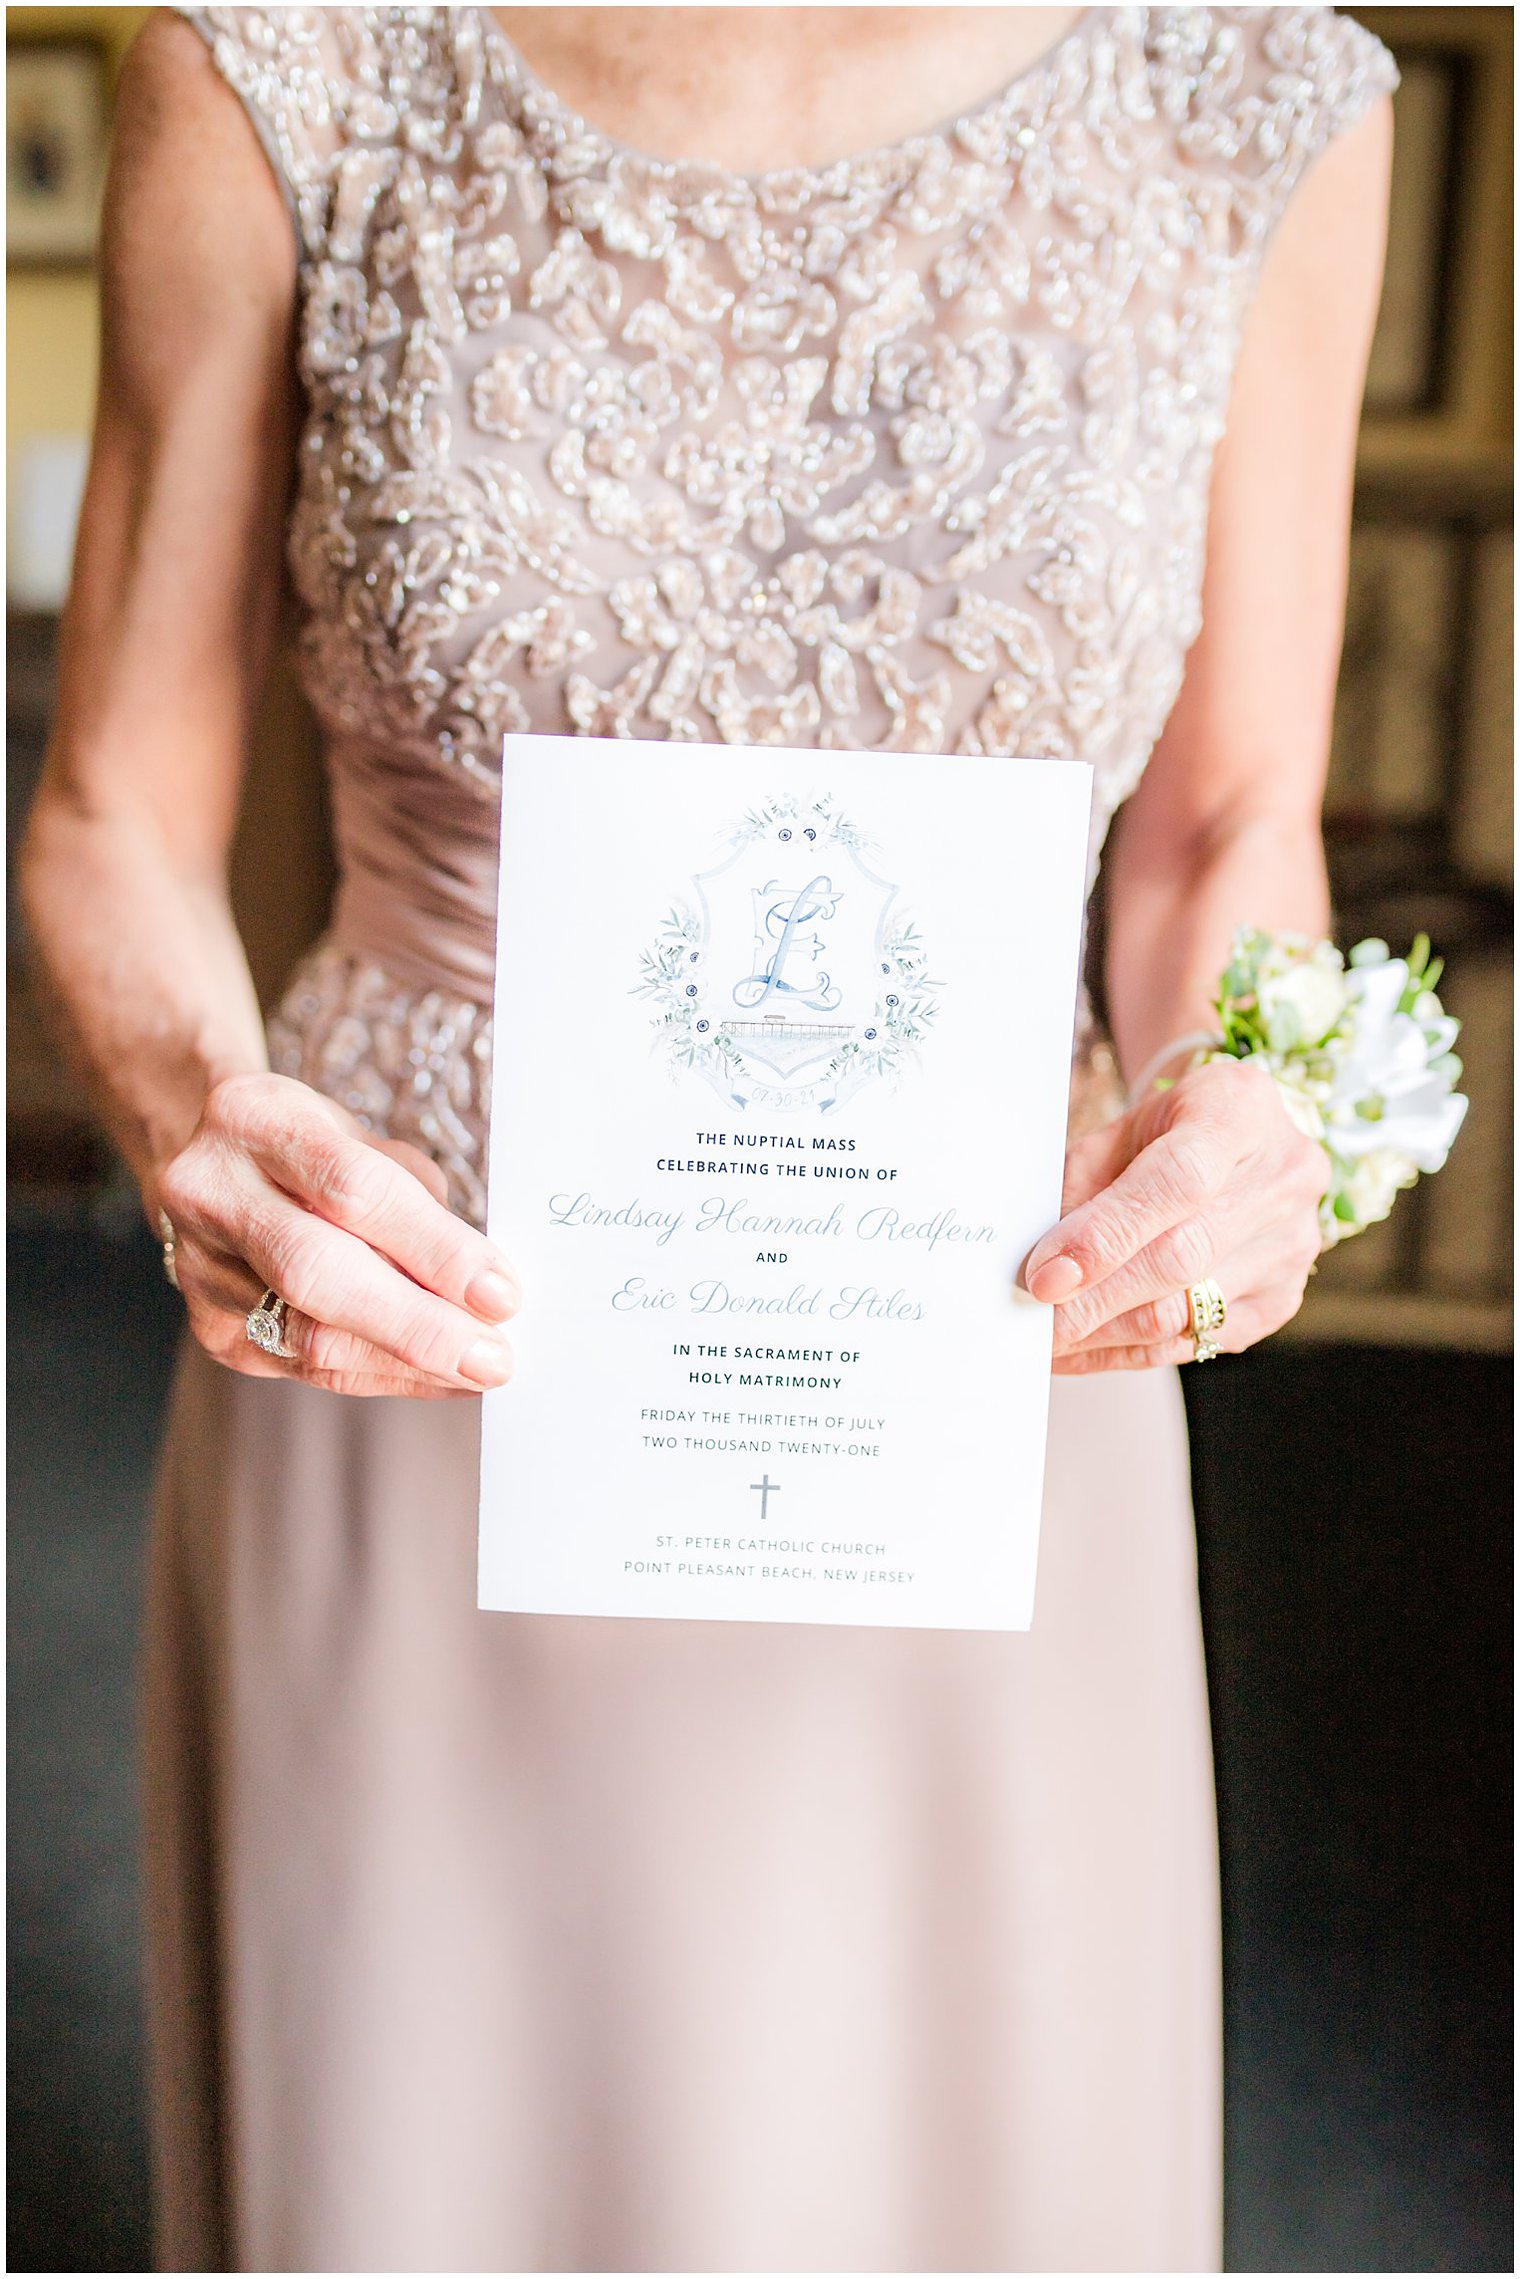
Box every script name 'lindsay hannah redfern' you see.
[478,734,1093,1632]
[548,1180,999,1324]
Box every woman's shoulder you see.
[1139,9,1397,151]
[1161,7,1396,115]
[1118,7,1396,240]
[162,7,484,260]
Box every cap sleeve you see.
[170,7,376,264]
[1260,9,1398,188]
[1170,7,1399,253]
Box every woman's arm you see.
[20,9,295,1186]
[20,12,519,1397]
[1104,96,1394,1080]
[1028,95,1395,1371]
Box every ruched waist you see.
[326,740,499,1002]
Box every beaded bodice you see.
[178,5,1394,1224]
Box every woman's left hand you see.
[1025,1057,1330,1373]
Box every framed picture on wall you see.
[1352,7,1512,472]
[6,38,110,267]
[1361,51,1462,418]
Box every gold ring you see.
[1187,1277,1227,1361]
[245,1289,298,1361]
[157,1209,180,1291]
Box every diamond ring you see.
[1186,1277,1227,1362]
[245,1289,298,1361]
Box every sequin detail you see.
[178,5,1395,1222]
[268,946,494,1226]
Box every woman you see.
[22,7,1395,2269]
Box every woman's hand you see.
[1025,1057,1328,1374]
[156,1072,519,1398]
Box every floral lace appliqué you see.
[176,4,1395,1219]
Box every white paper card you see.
[479,734,1092,1631]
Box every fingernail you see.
[466,1268,518,1322]
[459,1334,514,1387]
[1028,1254,1084,1303]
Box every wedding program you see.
[478,733,1093,1631]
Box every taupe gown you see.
[148,10,1395,2269]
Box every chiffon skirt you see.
[142,1346,1221,2273]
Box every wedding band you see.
[245,1289,298,1361]
[1187,1277,1227,1362]
[157,1209,180,1291]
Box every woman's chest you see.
[287,72,1251,781]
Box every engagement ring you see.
[245,1289,297,1361]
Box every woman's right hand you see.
[156,1072,519,1399]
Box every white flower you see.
[1323,958,1469,1174]
[1338,1147,1419,1237]
[1330,1081,1469,1174]
[1211,927,1468,1249]
[1257,957,1350,1051]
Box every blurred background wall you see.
[7,7,1512,2271]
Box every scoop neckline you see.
[471,7,1102,191]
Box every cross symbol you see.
[750,1474,781,1521]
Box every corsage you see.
[1128,927,1469,1249]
